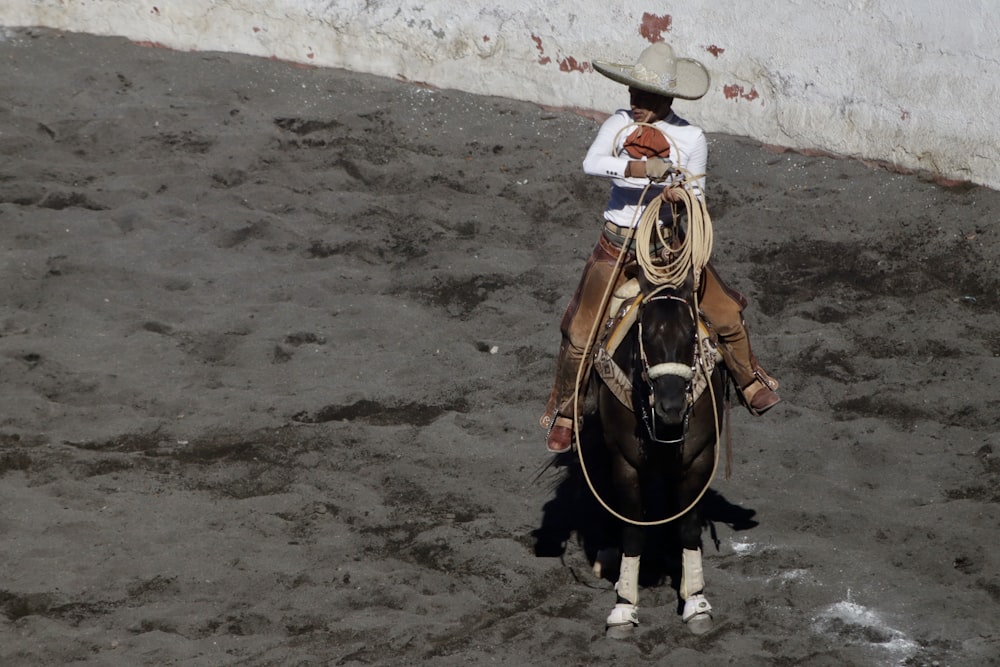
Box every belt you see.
[601,220,669,253]
[603,221,636,239]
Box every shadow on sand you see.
[532,415,758,592]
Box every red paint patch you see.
[267,56,317,69]
[639,13,672,43]
[531,34,552,65]
[900,109,911,121]
[396,74,436,88]
[532,34,588,71]
[723,84,760,102]
[706,45,725,58]
[252,26,261,33]
[483,35,490,42]
[933,175,973,188]
[558,56,587,73]
[306,51,314,60]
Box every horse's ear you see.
[627,265,654,296]
[684,268,697,295]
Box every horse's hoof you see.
[686,612,713,635]
[605,622,635,639]
[605,603,638,638]
[682,594,713,635]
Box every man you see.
[541,42,780,454]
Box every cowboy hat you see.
[592,43,710,100]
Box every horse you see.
[584,269,725,637]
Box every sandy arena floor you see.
[2,28,999,666]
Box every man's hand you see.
[660,186,685,202]
[645,157,673,182]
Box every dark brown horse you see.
[587,271,725,636]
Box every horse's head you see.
[635,281,699,441]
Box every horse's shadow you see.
[531,415,759,588]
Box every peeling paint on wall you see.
[531,34,550,65]
[531,34,585,72]
[639,12,671,43]
[723,83,760,103]
[558,55,586,73]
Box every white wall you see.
[3,1,998,189]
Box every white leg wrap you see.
[616,555,640,605]
[680,548,704,600]
[682,593,712,623]
[606,602,639,627]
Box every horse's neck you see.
[603,297,641,357]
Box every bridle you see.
[636,288,699,445]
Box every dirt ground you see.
[2,27,999,666]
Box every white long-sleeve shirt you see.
[582,109,708,228]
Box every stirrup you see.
[753,367,779,391]
[741,378,780,416]
[545,416,574,453]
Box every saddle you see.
[591,279,720,411]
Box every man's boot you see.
[540,341,583,453]
[544,415,574,454]
[716,323,780,416]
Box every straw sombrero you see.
[592,43,710,100]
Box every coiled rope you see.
[570,121,722,527]
[634,176,713,291]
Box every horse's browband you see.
[647,362,695,381]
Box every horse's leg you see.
[591,546,621,579]
[676,446,715,635]
[606,551,640,635]
[679,545,713,634]
[606,452,643,636]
